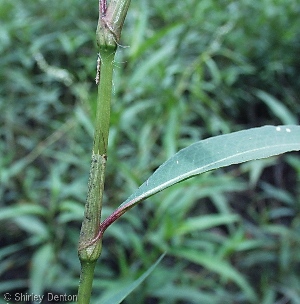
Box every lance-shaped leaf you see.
[120,125,300,209]
[98,125,300,236]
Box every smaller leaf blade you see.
[176,214,240,236]
[99,253,165,304]
[0,205,46,221]
[170,248,258,303]
[255,90,297,125]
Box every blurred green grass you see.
[0,0,300,303]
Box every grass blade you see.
[99,253,165,304]
[170,248,258,303]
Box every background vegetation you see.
[0,0,300,303]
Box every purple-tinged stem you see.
[79,204,131,250]
[100,0,107,16]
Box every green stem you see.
[77,261,97,304]
[93,47,116,156]
[77,0,131,302]
[77,47,115,303]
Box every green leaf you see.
[29,243,55,296]
[12,216,49,239]
[120,125,300,210]
[175,214,240,236]
[0,280,28,293]
[170,248,258,303]
[99,253,165,304]
[0,204,46,221]
[255,90,297,125]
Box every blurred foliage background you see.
[0,0,300,303]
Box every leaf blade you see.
[120,125,300,210]
[99,253,165,304]
[169,248,258,303]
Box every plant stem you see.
[93,48,116,156]
[77,261,97,304]
[77,1,131,302]
[77,47,116,303]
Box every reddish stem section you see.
[79,205,129,250]
[100,0,107,16]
